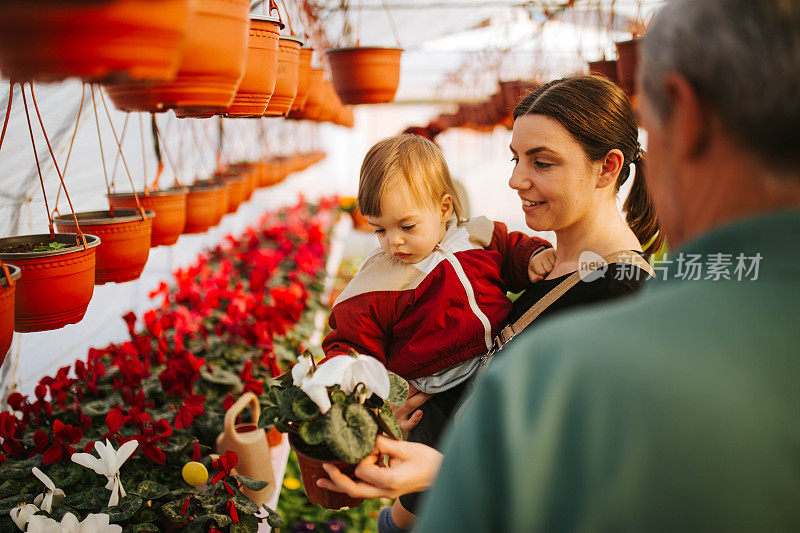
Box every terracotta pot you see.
[326,47,402,105]
[335,105,355,127]
[0,0,190,83]
[291,67,324,120]
[227,15,282,117]
[53,210,154,285]
[289,434,365,510]
[214,184,230,223]
[216,393,276,506]
[291,48,313,112]
[223,175,247,213]
[0,264,21,364]
[319,80,343,123]
[615,38,641,96]
[109,188,187,247]
[588,59,619,84]
[183,184,222,234]
[263,36,302,117]
[0,234,100,332]
[168,0,251,118]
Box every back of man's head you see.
[641,0,800,174]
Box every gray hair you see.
[641,0,800,170]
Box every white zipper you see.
[439,246,493,351]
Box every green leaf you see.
[330,388,347,405]
[299,418,326,446]
[46,461,85,489]
[134,506,160,523]
[292,392,320,419]
[257,405,281,428]
[231,474,269,492]
[101,494,143,522]
[209,513,233,527]
[323,403,378,464]
[200,366,242,387]
[161,498,185,522]
[387,371,409,406]
[267,512,285,528]
[378,403,403,440]
[134,480,169,500]
[82,399,112,418]
[230,514,259,533]
[0,456,41,480]
[131,524,161,532]
[72,487,110,510]
[0,493,35,515]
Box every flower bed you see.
[0,197,340,532]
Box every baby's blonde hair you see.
[358,135,464,220]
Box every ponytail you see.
[623,153,663,257]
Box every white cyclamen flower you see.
[308,354,390,402]
[71,440,138,507]
[291,355,314,386]
[26,512,121,533]
[31,467,65,513]
[9,503,38,531]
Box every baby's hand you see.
[528,247,556,283]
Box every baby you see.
[321,134,554,529]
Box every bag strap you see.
[490,250,654,354]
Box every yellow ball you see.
[182,461,209,487]
[282,477,301,491]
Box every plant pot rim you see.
[250,14,282,24]
[0,264,21,287]
[325,46,403,54]
[108,187,188,198]
[217,174,247,183]
[0,233,101,260]
[188,182,226,192]
[53,209,155,225]
[279,35,304,46]
[288,433,342,464]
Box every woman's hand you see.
[529,247,557,282]
[392,383,431,434]
[316,436,443,499]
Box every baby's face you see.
[367,181,448,264]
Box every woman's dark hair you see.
[513,75,663,255]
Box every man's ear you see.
[663,72,712,161]
[440,193,454,220]
[598,149,624,189]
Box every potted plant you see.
[0,261,20,365]
[259,352,408,509]
[290,47,314,113]
[227,13,282,117]
[263,36,303,117]
[182,182,225,235]
[109,188,187,247]
[615,37,642,97]
[0,233,101,332]
[0,0,190,83]
[53,209,155,285]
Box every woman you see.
[317,75,662,529]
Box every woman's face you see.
[509,114,601,232]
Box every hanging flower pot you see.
[0,0,191,83]
[588,59,619,84]
[289,67,324,120]
[289,434,365,510]
[0,263,21,364]
[325,47,402,105]
[183,183,223,234]
[109,188,187,247]
[262,36,302,117]
[218,173,247,213]
[227,14,282,117]
[0,234,101,333]
[318,80,344,123]
[53,209,154,285]
[167,0,251,118]
[291,47,314,112]
[615,37,641,96]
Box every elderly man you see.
[413,0,800,530]
[318,0,800,529]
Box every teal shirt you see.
[416,210,800,532]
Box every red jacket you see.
[322,217,551,380]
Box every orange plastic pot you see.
[109,188,187,247]
[214,184,230,223]
[223,175,247,213]
[183,184,222,234]
[588,59,619,84]
[615,38,641,96]
[168,0,250,118]
[291,68,324,120]
[326,47,402,105]
[0,264,20,364]
[319,80,343,123]
[289,434,365,510]
[291,47,313,112]
[0,0,190,83]
[53,210,154,285]
[0,234,100,333]
[227,15,282,117]
[263,36,302,117]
